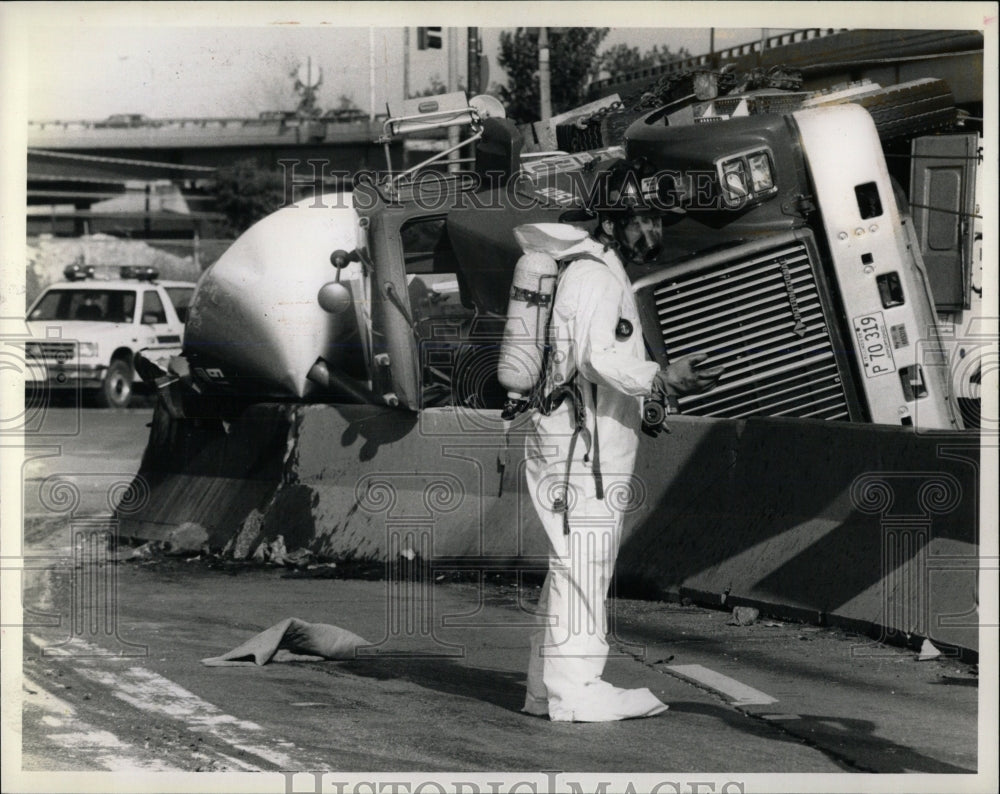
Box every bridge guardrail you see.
[590,28,847,94]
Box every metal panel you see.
[644,237,853,420]
[910,134,978,311]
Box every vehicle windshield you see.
[28,289,137,323]
[164,286,195,323]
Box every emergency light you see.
[120,266,159,281]
[63,264,96,281]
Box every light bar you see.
[120,266,159,281]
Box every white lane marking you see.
[23,675,184,772]
[197,750,268,773]
[29,633,294,769]
[48,730,128,748]
[666,664,779,706]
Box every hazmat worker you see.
[519,160,723,722]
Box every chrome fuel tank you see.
[184,194,369,399]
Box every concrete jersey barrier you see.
[118,402,980,654]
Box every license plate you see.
[852,311,896,378]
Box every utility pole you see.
[369,27,376,121]
[403,27,410,100]
[467,27,480,95]
[538,27,552,121]
[447,27,460,172]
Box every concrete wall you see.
[121,401,980,653]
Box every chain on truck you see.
[162,65,982,434]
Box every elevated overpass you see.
[27,116,390,170]
[26,28,983,234]
[588,28,984,107]
[29,28,984,173]
[26,118,396,238]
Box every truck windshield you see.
[28,289,137,323]
[164,286,195,323]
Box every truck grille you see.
[649,238,852,420]
[25,341,76,361]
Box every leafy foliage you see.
[497,28,609,123]
[210,159,287,237]
[591,42,691,81]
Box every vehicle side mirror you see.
[142,312,161,325]
[319,249,359,314]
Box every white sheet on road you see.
[200,617,369,666]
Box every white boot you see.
[548,681,668,722]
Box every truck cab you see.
[175,78,977,432]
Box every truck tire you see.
[853,79,958,141]
[95,360,133,409]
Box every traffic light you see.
[417,27,442,50]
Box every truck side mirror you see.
[318,249,358,314]
[318,282,352,315]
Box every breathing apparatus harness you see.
[498,161,668,530]
[498,246,613,534]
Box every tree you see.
[590,42,692,83]
[209,159,287,237]
[497,28,609,123]
[593,43,646,79]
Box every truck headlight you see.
[717,148,777,207]
[747,152,774,192]
[722,161,749,201]
[78,342,99,358]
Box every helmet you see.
[589,158,674,220]
[586,159,669,265]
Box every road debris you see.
[917,638,942,661]
[729,606,760,626]
[252,535,287,564]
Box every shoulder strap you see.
[558,252,606,266]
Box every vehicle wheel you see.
[853,79,958,142]
[96,360,133,408]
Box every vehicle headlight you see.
[77,342,99,358]
[746,152,774,192]
[717,148,777,207]
[722,161,749,201]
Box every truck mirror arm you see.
[383,282,416,330]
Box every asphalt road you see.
[10,408,986,790]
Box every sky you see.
[11,0,989,123]
[20,25,774,121]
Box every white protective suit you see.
[516,223,669,722]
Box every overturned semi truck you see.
[124,73,982,653]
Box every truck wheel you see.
[96,360,133,408]
[854,79,958,141]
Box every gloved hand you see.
[652,353,724,397]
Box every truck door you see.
[909,134,979,311]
